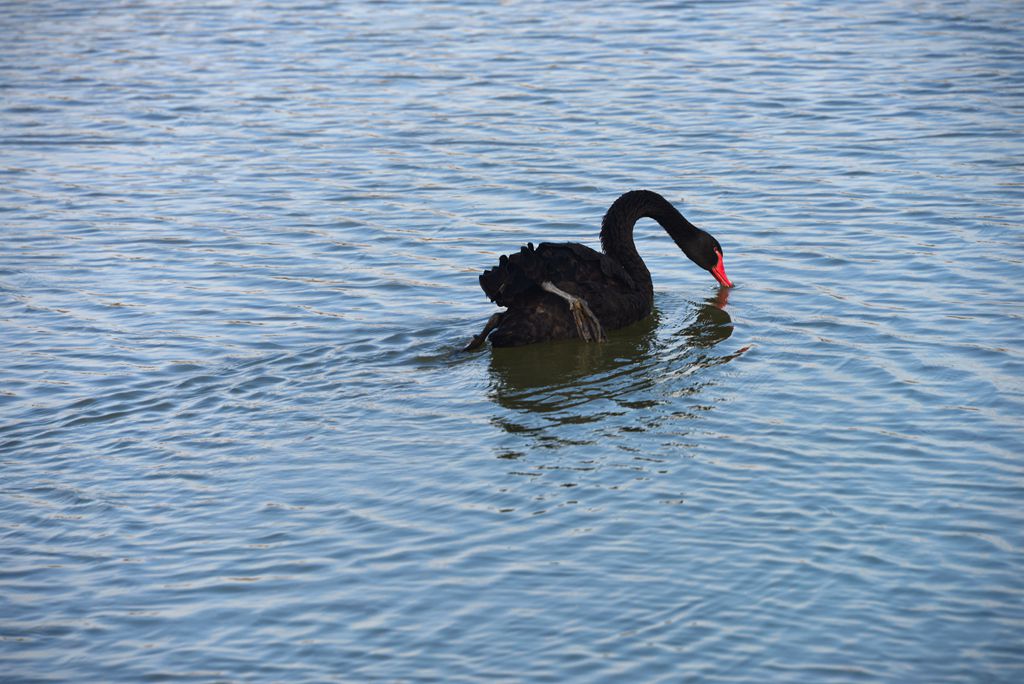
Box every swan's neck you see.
[599,190,700,292]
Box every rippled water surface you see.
[3,1,1023,681]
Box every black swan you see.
[464,190,733,350]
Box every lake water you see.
[2,1,1023,681]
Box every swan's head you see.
[685,231,733,288]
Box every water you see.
[2,1,1023,681]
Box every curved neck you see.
[600,190,700,291]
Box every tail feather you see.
[479,242,546,307]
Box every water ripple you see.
[2,0,1023,682]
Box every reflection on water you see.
[677,286,733,349]
[488,288,740,422]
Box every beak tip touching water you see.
[711,250,733,288]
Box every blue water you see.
[2,1,1023,681]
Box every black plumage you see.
[465,190,732,350]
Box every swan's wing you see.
[479,241,634,308]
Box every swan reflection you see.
[487,288,743,425]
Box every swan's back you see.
[478,242,649,347]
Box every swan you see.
[465,190,732,350]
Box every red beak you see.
[711,250,733,287]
